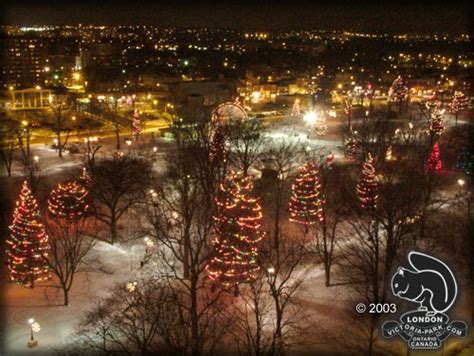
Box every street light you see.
[27,318,40,348]
[457,178,465,196]
[125,139,132,153]
[303,111,317,126]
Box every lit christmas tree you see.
[209,126,228,164]
[385,145,393,161]
[344,96,353,127]
[388,75,409,112]
[79,167,92,187]
[206,171,264,293]
[6,181,50,288]
[48,181,89,219]
[449,91,469,125]
[426,143,442,173]
[289,162,324,229]
[356,153,378,210]
[131,110,142,141]
[456,148,473,176]
[291,98,300,117]
[314,114,328,136]
[429,105,445,137]
[344,131,360,160]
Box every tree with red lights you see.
[6,181,50,287]
[426,143,442,173]
[289,162,323,231]
[48,180,89,219]
[206,171,264,295]
[131,110,142,141]
[45,180,95,305]
[388,75,409,113]
[449,91,469,125]
[356,153,378,210]
[209,126,228,164]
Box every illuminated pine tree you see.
[456,148,473,176]
[449,91,469,125]
[314,114,328,136]
[206,171,264,294]
[6,181,50,288]
[388,75,409,112]
[426,143,442,173]
[344,96,353,127]
[344,131,360,160]
[289,162,323,230]
[131,110,142,141]
[429,105,445,137]
[79,167,92,187]
[385,145,393,161]
[209,126,227,164]
[291,98,301,117]
[48,181,89,219]
[356,153,378,210]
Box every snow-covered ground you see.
[2,239,148,354]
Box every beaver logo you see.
[391,251,457,315]
[382,251,467,349]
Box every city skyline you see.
[1,1,472,34]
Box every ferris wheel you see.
[211,100,248,125]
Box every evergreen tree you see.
[206,171,264,294]
[345,131,360,160]
[456,148,473,175]
[429,105,445,137]
[388,75,409,112]
[426,143,443,173]
[356,153,378,210]
[291,98,301,117]
[449,91,469,125]
[209,126,228,164]
[6,181,50,287]
[131,110,142,141]
[48,180,89,219]
[289,162,323,229]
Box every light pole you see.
[125,138,132,154]
[27,318,40,348]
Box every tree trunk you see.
[324,260,331,287]
[63,286,69,306]
[115,120,121,150]
[110,214,118,244]
[190,276,199,356]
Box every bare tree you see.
[16,121,42,193]
[70,277,182,354]
[88,153,154,243]
[43,215,97,306]
[229,118,266,175]
[261,139,303,249]
[229,278,273,356]
[0,121,17,177]
[313,165,347,286]
[49,93,74,157]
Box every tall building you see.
[0,35,46,90]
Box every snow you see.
[2,239,147,354]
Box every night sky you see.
[1,1,472,34]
